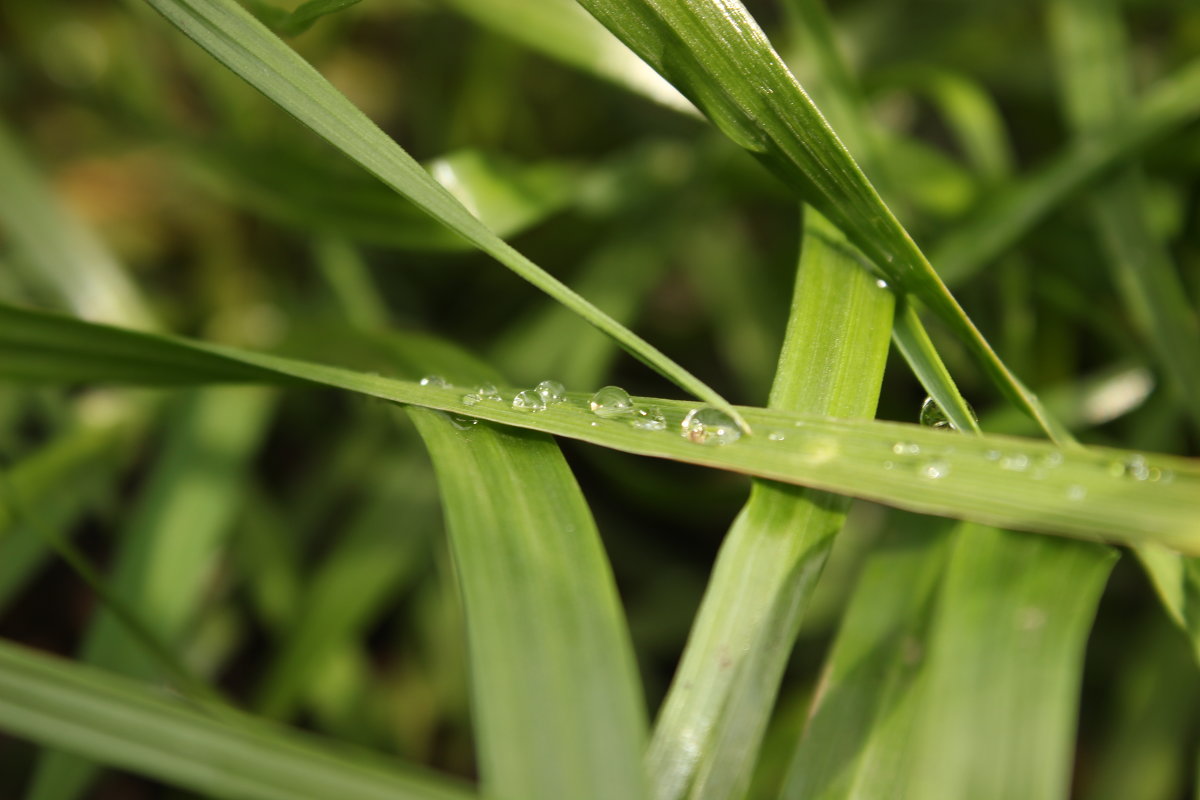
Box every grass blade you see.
[142,0,746,431]
[0,639,475,800]
[574,0,1066,443]
[408,411,648,800]
[891,299,983,436]
[646,209,894,800]
[2,304,1199,551]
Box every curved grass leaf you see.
[0,638,475,800]
[646,209,894,800]
[574,0,1067,443]
[141,0,746,431]
[2,303,1198,551]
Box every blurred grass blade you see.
[575,0,1065,443]
[245,0,362,36]
[441,0,694,114]
[0,639,475,800]
[934,57,1200,285]
[0,121,153,329]
[142,0,747,431]
[408,411,647,800]
[891,299,983,436]
[188,145,579,252]
[648,209,894,800]
[25,387,273,800]
[3,303,1199,551]
[784,524,1116,799]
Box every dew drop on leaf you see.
[420,375,448,388]
[681,406,741,446]
[512,389,546,412]
[590,386,634,417]
[536,380,566,404]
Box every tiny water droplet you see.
[448,414,477,430]
[476,383,502,401]
[536,380,566,404]
[985,450,1002,461]
[590,385,634,417]
[631,406,667,431]
[767,430,786,442]
[883,460,895,470]
[512,389,546,412]
[875,278,889,289]
[919,461,950,479]
[1000,454,1029,472]
[681,406,742,446]
[919,396,976,431]
[1038,452,1064,468]
[1066,484,1087,501]
[420,375,448,388]
[892,441,920,456]
[462,393,481,406]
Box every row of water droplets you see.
[420,376,744,446]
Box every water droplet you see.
[875,278,889,289]
[767,430,786,442]
[1038,452,1064,469]
[420,375,448,388]
[631,406,667,431]
[1000,454,1029,471]
[462,393,481,406]
[892,441,921,456]
[536,380,566,404]
[512,389,546,412]
[476,383,502,401]
[919,461,950,479]
[448,414,477,430]
[919,396,976,431]
[590,385,634,417]
[985,450,1002,461]
[883,460,895,470]
[1066,484,1087,501]
[681,406,742,446]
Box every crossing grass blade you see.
[933,57,1200,285]
[646,209,894,800]
[573,0,1066,443]
[2,303,1198,551]
[142,0,747,431]
[407,411,648,800]
[890,299,983,436]
[783,522,1116,799]
[0,638,477,800]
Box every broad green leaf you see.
[3,303,1199,551]
[647,209,894,800]
[440,0,694,114]
[186,145,579,251]
[25,387,274,800]
[0,121,153,329]
[933,57,1200,285]
[141,0,746,431]
[784,523,1116,800]
[574,0,1067,443]
[0,638,475,800]
[408,411,647,800]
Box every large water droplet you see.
[919,396,977,431]
[512,389,546,412]
[420,375,448,388]
[631,406,666,431]
[536,380,566,404]
[590,386,634,417]
[681,406,741,446]
[476,383,502,401]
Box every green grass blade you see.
[891,299,983,436]
[2,304,1199,551]
[933,57,1200,285]
[647,209,894,800]
[0,638,476,800]
[142,0,747,432]
[26,387,274,800]
[783,523,1116,799]
[574,0,1065,442]
[0,121,153,328]
[441,0,694,114]
[408,411,647,800]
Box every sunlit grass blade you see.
[574,0,1064,443]
[3,303,1199,550]
[933,57,1200,285]
[441,0,694,114]
[0,638,476,800]
[0,121,153,328]
[784,523,1116,799]
[647,209,894,800]
[26,387,274,800]
[408,410,647,800]
[142,0,746,431]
